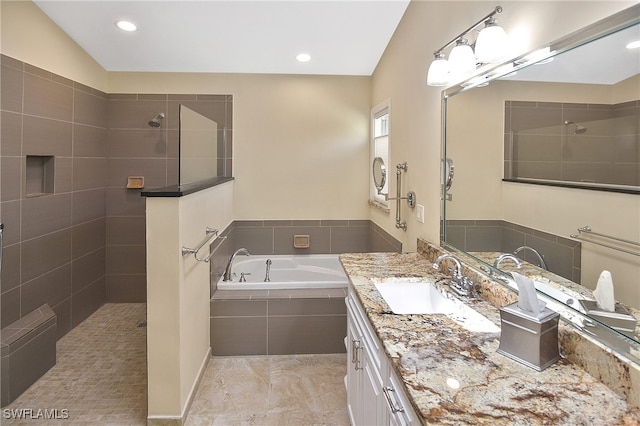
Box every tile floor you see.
[2,303,349,425]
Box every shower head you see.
[564,120,587,134]
[148,113,165,128]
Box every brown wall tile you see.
[72,248,106,293]
[21,230,72,283]
[105,274,146,303]
[71,278,105,327]
[72,218,106,259]
[210,317,267,356]
[1,111,22,156]
[23,73,73,121]
[1,62,23,113]
[22,115,72,157]
[21,193,72,240]
[72,188,106,225]
[268,316,346,355]
[20,264,72,314]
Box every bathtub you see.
[217,254,348,290]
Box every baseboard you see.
[147,347,211,426]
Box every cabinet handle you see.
[351,339,362,370]
[383,386,404,413]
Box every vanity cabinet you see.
[346,289,418,426]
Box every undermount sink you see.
[374,281,456,315]
[373,280,500,333]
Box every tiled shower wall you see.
[1,55,107,338]
[0,54,234,336]
[504,100,640,186]
[445,219,581,283]
[105,94,233,302]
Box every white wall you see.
[370,0,636,252]
[146,181,233,420]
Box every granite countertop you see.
[339,251,640,425]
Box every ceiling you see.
[33,0,410,75]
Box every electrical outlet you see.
[416,204,425,223]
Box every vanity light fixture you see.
[426,5,508,87]
[116,20,137,32]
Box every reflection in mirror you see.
[373,156,387,194]
[441,5,640,355]
[179,105,224,185]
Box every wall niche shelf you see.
[25,155,55,197]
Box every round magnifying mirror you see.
[372,157,387,192]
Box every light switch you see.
[417,204,425,223]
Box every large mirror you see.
[442,5,640,352]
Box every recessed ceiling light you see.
[116,20,137,32]
[626,40,640,49]
[296,53,311,63]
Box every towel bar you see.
[571,226,640,257]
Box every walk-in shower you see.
[564,120,588,134]
[148,113,165,127]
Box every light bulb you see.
[475,18,508,64]
[426,53,449,86]
[448,39,476,80]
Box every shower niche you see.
[25,155,55,197]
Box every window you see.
[370,100,390,207]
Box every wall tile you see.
[107,158,167,189]
[71,278,105,328]
[21,193,72,240]
[73,158,107,191]
[21,229,72,283]
[108,98,167,129]
[269,298,345,316]
[51,299,72,339]
[0,287,20,329]
[0,244,20,293]
[54,157,73,194]
[106,245,146,275]
[72,188,106,225]
[74,89,107,127]
[22,115,72,157]
[330,226,369,254]
[210,317,267,356]
[72,248,106,293]
[23,73,73,121]
[211,300,268,317]
[105,275,146,303]
[20,264,72,314]
[268,316,346,355]
[72,218,106,259]
[106,216,146,245]
[0,200,21,246]
[1,157,22,202]
[107,129,167,158]
[1,62,23,113]
[1,111,22,156]
[106,188,146,216]
[74,124,107,157]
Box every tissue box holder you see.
[497,302,560,371]
[578,300,637,338]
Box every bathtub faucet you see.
[264,259,272,282]
[223,248,251,282]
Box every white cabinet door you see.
[346,296,384,426]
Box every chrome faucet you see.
[514,246,548,270]
[432,253,474,297]
[264,259,272,282]
[493,253,523,269]
[223,248,250,282]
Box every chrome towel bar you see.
[571,226,639,257]
[182,227,227,263]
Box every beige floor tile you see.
[3,304,348,425]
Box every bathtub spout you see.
[223,248,251,282]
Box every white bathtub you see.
[217,254,348,290]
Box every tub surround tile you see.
[340,241,640,424]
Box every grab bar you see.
[571,225,640,257]
[182,227,227,263]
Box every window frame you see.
[370,99,391,208]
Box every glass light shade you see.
[448,40,476,79]
[426,55,449,86]
[475,20,508,64]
